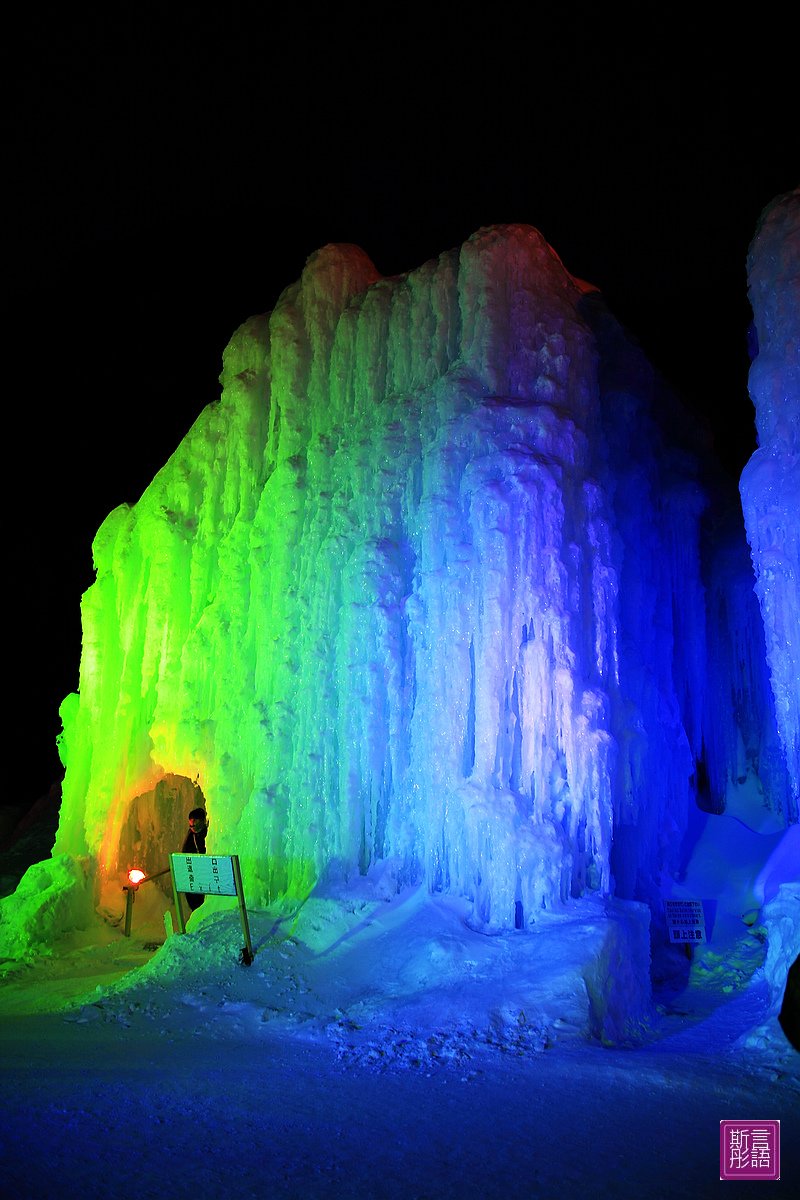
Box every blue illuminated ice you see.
[740,187,800,805]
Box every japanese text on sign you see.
[170,854,237,896]
[664,899,706,943]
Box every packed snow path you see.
[2,999,797,1200]
[2,888,797,1199]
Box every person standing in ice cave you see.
[181,808,208,910]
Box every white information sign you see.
[170,854,237,896]
[664,898,706,943]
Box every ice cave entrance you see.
[114,774,205,900]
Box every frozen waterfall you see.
[50,222,794,931]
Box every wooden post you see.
[232,855,254,963]
[170,858,186,934]
[123,887,134,937]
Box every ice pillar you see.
[739,188,800,812]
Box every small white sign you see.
[170,854,237,896]
[664,898,706,943]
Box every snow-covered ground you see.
[2,839,798,1199]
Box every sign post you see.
[169,854,254,963]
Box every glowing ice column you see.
[51,225,712,931]
[740,188,800,813]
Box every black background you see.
[9,19,797,809]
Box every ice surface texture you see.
[52,223,793,930]
[740,188,800,804]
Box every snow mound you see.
[0,854,92,963]
[761,882,800,1011]
[68,886,653,1055]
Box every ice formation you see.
[47,222,794,934]
[740,187,800,801]
[702,507,795,823]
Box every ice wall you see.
[53,225,737,928]
[701,506,795,822]
[740,188,800,808]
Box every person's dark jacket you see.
[181,829,207,909]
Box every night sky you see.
[9,28,797,810]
